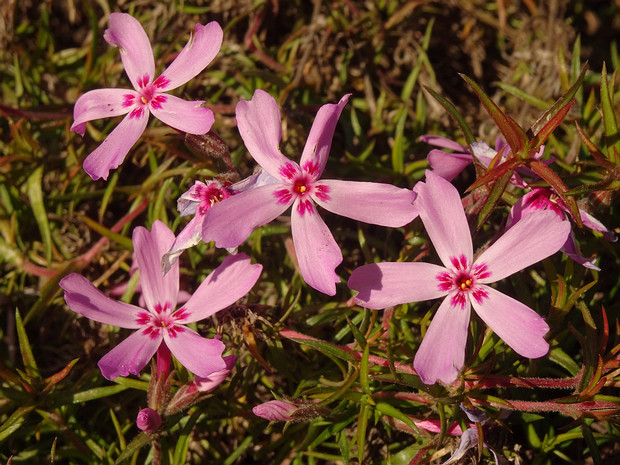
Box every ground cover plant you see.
[1,1,619,464]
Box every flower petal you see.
[580,209,617,241]
[349,262,448,309]
[193,354,237,392]
[299,94,350,178]
[162,214,204,275]
[98,329,162,380]
[150,94,214,134]
[413,296,471,384]
[417,171,473,269]
[476,210,570,283]
[236,89,290,179]
[314,180,417,227]
[60,274,142,328]
[164,327,226,377]
[71,88,135,136]
[427,149,472,182]
[562,232,600,271]
[201,183,289,248]
[179,253,262,323]
[157,21,223,91]
[104,13,155,91]
[472,285,549,358]
[291,201,342,295]
[133,221,179,312]
[82,110,149,180]
[419,135,468,152]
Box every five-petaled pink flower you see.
[71,13,223,180]
[348,171,570,384]
[201,89,418,295]
[60,221,262,380]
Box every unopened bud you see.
[136,408,162,432]
[252,400,297,421]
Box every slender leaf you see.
[530,63,588,137]
[423,86,475,144]
[15,309,39,380]
[461,73,528,153]
[26,166,53,264]
[600,64,620,163]
[528,160,583,227]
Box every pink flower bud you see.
[136,408,162,432]
[252,400,297,421]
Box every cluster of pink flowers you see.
[63,11,614,440]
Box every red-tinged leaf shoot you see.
[529,99,576,150]
[529,62,588,137]
[460,73,528,154]
[528,160,584,228]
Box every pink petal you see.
[98,329,162,380]
[60,274,142,328]
[71,88,135,136]
[415,420,464,436]
[150,94,214,134]
[579,209,617,241]
[299,94,350,178]
[157,22,223,92]
[132,221,179,312]
[82,110,149,180]
[314,180,417,227]
[162,213,204,275]
[413,296,471,384]
[179,253,262,323]
[476,210,570,284]
[471,285,549,358]
[427,149,472,182]
[419,135,468,152]
[201,183,290,248]
[163,326,226,377]
[348,262,448,309]
[235,90,290,179]
[104,13,155,91]
[562,232,600,271]
[193,354,237,392]
[291,201,342,295]
[417,171,473,269]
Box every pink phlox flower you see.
[71,13,223,180]
[507,187,617,270]
[349,171,571,384]
[420,135,546,187]
[202,89,418,295]
[60,220,262,380]
[162,170,279,274]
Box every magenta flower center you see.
[137,302,189,339]
[436,255,491,309]
[124,73,170,119]
[195,183,231,214]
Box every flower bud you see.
[252,400,297,421]
[136,408,162,432]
